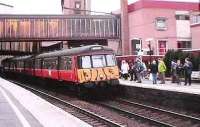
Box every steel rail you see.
[96,102,175,127]
[8,80,125,127]
[118,98,200,123]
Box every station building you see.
[191,13,200,50]
[62,0,91,15]
[120,0,199,56]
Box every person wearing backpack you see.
[158,58,167,84]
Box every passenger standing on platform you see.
[176,60,183,85]
[121,60,130,80]
[135,58,144,83]
[184,58,193,86]
[129,60,137,81]
[158,58,167,84]
[141,62,147,79]
[171,60,177,83]
[150,60,158,84]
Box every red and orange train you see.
[2,45,120,87]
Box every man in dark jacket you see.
[150,60,158,84]
[184,58,193,86]
[129,61,137,81]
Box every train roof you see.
[35,45,114,58]
[11,55,32,61]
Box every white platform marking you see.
[0,87,31,127]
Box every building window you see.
[191,15,200,25]
[158,41,167,55]
[155,17,167,31]
[74,1,81,14]
[131,39,142,55]
[177,41,191,50]
[175,15,190,20]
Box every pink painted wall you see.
[63,0,91,15]
[191,24,200,49]
[128,8,177,55]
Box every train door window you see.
[92,55,106,68]
[60,56,72,70]
[43,57,58,70]
[35,59,41,69]
[78,56,91,69]
[106,54,116,67]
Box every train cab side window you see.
[43,57,58,70]
[106,54,116,66]
[60,56,72,70]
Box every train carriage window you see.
[60,56,72,70]
[106,54,116,66]
[92,55,106,68]
[78,56,91,69]
[35,59,41,69]
[17,61,24,68]
[43,57,58,70]
[25,60,32,68]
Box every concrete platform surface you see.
[120,79,200,95]
[0,77,92,127]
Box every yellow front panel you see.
[77,66,119,83]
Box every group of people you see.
[120,57,193,85]
[120,57,147,83]
[171,58,193,86]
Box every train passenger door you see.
[35,59,42,77]
[42,57,59,79]
[59,56,73,82]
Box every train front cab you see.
[76,52,120,88]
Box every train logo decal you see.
[77,66,119,83]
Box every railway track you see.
[9,80,125,127]
[96,98,200,127]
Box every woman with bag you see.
[150,60,158,84]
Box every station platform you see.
[0,77,91,127]
[120,79,200,95]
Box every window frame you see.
[78,54,116,69]
[35,58,41,69]
[43,57,58,70]
[59,56,72,70]
[155,17,167,31]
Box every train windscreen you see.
[78,54,116,69]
